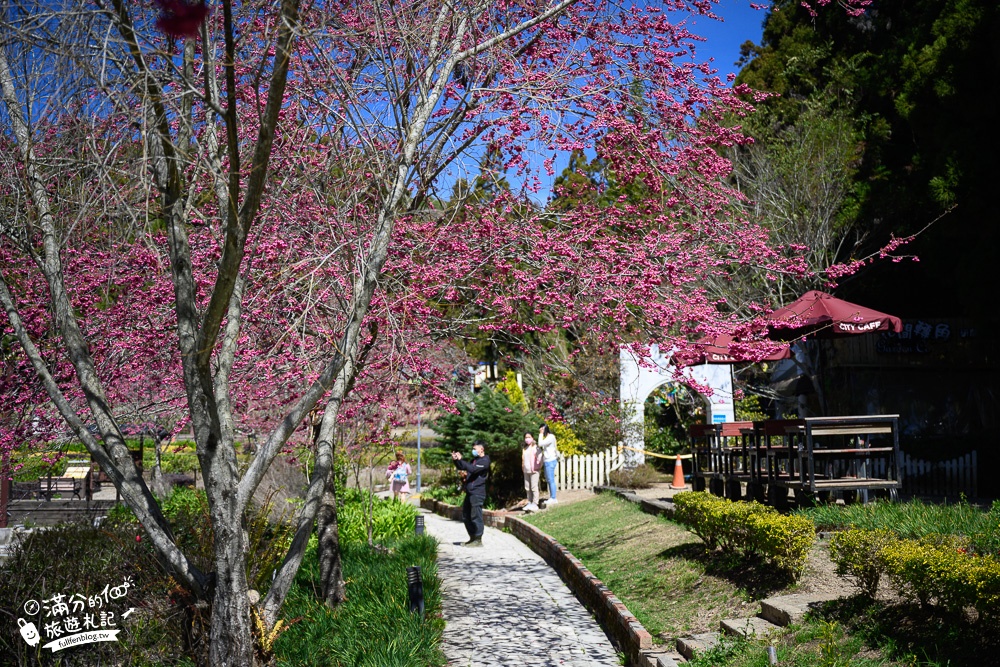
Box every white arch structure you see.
[619,345,735,466]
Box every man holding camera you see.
[451,441,490,547]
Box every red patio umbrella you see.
[766,290,903,340]
[674,334,791,366]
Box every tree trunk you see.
[209,514,255,667]
[317,465,346,606]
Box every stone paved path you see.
[420,509,621,667]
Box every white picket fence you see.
[872,450,977,497]
[555,447,625,490]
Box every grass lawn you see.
[522,493,782,642]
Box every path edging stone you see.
[593,485,676,519]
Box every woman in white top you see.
[538,424,559,504]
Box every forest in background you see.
[734,0,999,319]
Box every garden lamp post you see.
[416,398,422,494]
[402,367,423,494]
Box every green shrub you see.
[829,528,897,597]
[337,489,417,543]
[607,463,662,489]
[433,386,540,505]
[829,528,1000,618]
[421,485,464,506]
[745,511,815,573]
[880,538,1000,615]
[673,492,814,576]
[420,447,453,470]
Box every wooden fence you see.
[556,447,625,490]
[872,450,977,498]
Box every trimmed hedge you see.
[673,491,814,576]
[830,528,1000,618]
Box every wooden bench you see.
[689,422,755,499]
[40,476,83,501]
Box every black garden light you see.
[415,515,425,535]
[407,566,424,618]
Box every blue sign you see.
[712,413,726,424]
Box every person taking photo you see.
[452,441,490,547]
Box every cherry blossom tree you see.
[0,0,862,663]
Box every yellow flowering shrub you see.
[673,492,814,577]
[830,529,1000,618]
[830,529,897,598]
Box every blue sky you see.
[686,0,768,76]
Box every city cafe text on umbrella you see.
[673,334,792,367]
[764,290,903,413]
[766,290,903,341]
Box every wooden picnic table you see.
[689,421,754,499]
[777,414,901,504]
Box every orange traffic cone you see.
[669,455,686,490]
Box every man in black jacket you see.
[452,441,490,547]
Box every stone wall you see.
[418,497,509,528]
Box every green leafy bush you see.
[433,386,540,505]
[420,485,464,507]
[746,511,815,573]
[829,528,897,597]
[881,537,1000,616]
[419,447,453,470]
[337,489,417,543]
[673,492,814,576]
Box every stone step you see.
[643,649,686,666]
[676,631,720,661]
[760,592,842,627]
[720,616,781,639]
